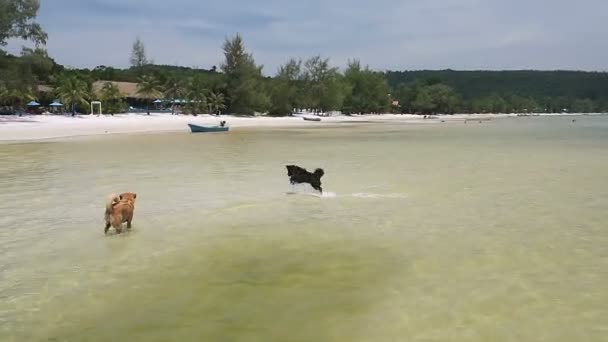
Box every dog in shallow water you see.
[285,165,325,193]
[104,192,137,234]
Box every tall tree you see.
[487,93,508,113]
[54,74,90,116]
[343,59,390,114]
[99,82,124,115]
[5,85,34,115]
[207,91,226,115]
[136,74,161,115]
[0,0,47,46]
[221,33,266,114]
[471,97,491,113]
[411,87,435,114]
[269,58,302,116]
[505,94,538,113]
[302,56,345,113]
[19,47,54,82]
[0,82,7,104]
[185,75,207,115]
[572,98,596,113]
[130,37,149,67]
[429,84,459,114]
[411,84,459,114]
[394,83,417,113]
[163,77,186,114]
[0,46,56,113]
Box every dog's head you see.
[119,192,137,204]
[286,165,299,177]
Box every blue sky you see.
[6,0,608,73]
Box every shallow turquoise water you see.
[1,116,607,341]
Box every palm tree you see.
[0,83,7,103]
[7,86,36,116]
[186,76,208,115]
[163,78,185,115]
[0,83,11,111]
[100,82,123,115]
[207,92,226,115]
[55,75,90,116]
[136,74,161,115]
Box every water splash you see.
[351,193,408,199]
[320,192,337,198]
[287,183,336,198]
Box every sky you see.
[6,0,608,73]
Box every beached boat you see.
[303,117,321,122]
[188,123,229,133]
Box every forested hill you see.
[385,70,608,101]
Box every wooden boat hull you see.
[303,117,321,122]
[188,123,229,133]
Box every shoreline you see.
[0,112,602,143]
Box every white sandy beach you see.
[0,113,436,142]
[0,112,592,142]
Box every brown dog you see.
[104,192,137,234]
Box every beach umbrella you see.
[153,99,163,104]
[49,101,63,107]
[26,101,41,106]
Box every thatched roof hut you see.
[92,81,154,99]
[37,81,154,101]
[37,85,54,93]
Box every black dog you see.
[286,165,325,193]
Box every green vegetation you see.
[54,74,90,116]
[0,0,47,46]
[186,75,208,115]
[221,33,268,115]
[136,74,162,115]
[99,82,124,115]
[301,55,346,113]
[343,60,391,114]
[269,58,302,116]
[207,92,226,115]
[163,77,185,114]
[1,1,607,115]
[387,70,608,114]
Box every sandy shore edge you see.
[0,112,598,143]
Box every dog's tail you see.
[314,168,325,178]
[105,193,120,221]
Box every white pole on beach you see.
[90,101,102,116]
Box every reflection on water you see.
[1,116,608,341]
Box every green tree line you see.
[387,70,608,114]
